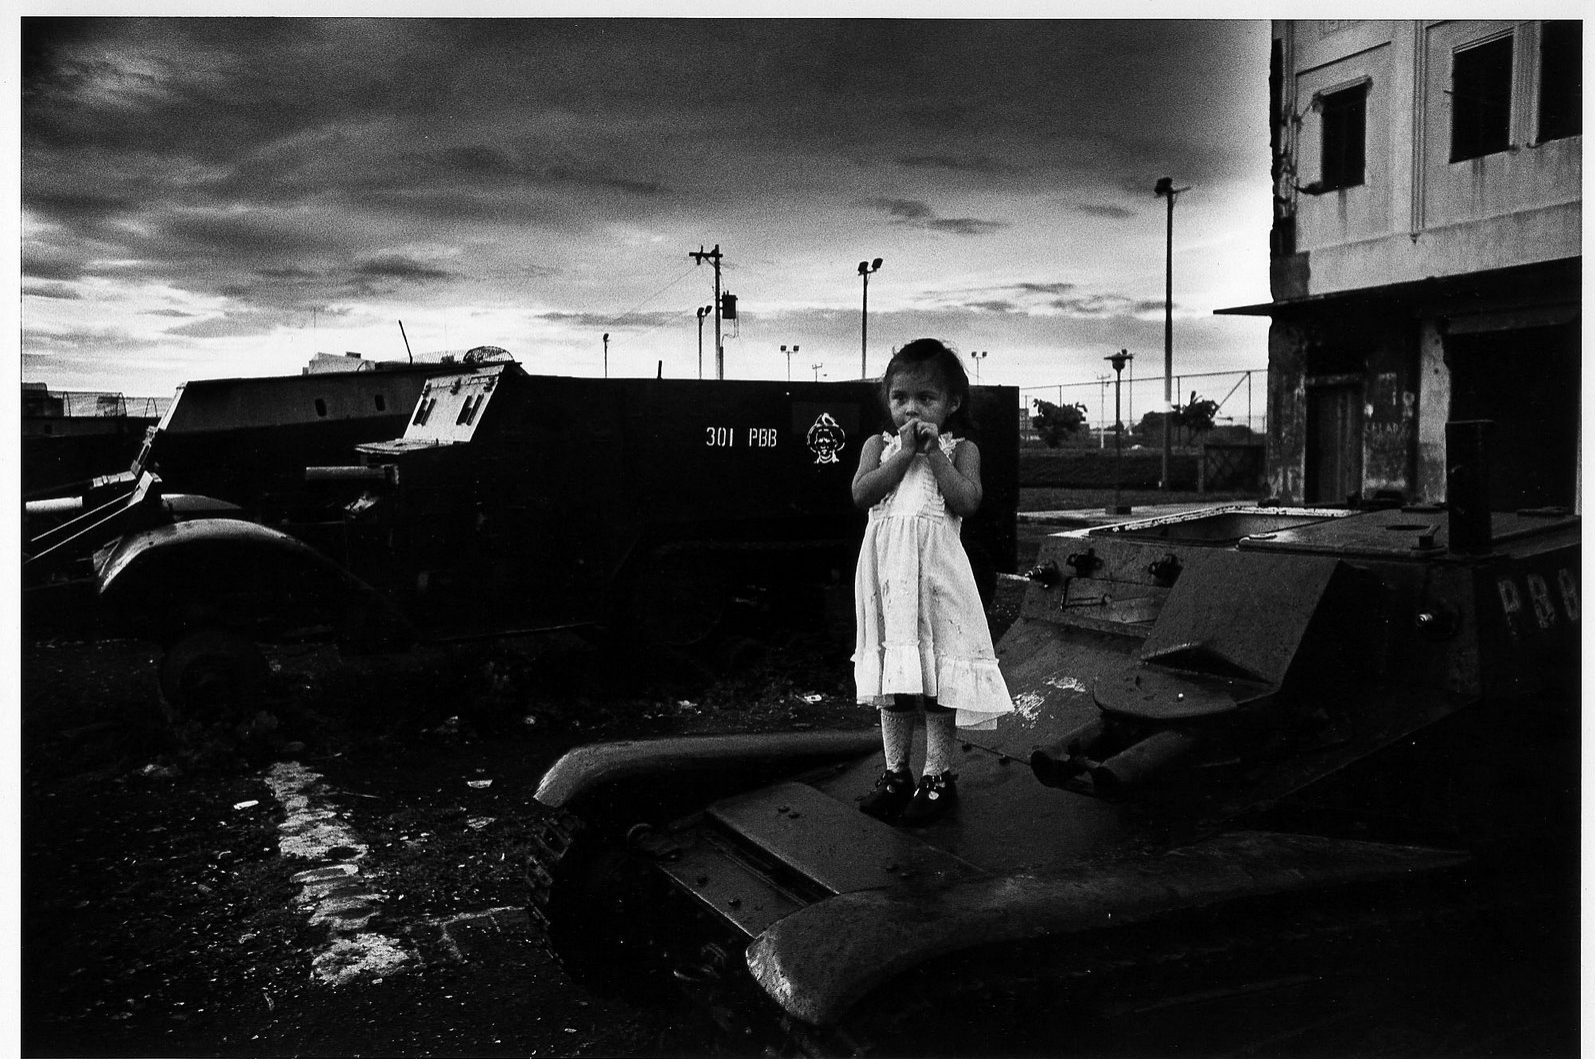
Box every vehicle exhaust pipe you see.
[1089,729,1201,798]
[1029,718,1106,788]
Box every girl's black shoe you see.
[858,769,914,820]
[902,772,958,825]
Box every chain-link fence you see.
[1018,367,1265,447]
[23,386,170,420]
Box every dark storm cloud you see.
[23,282,81,300]
[167,309,295,339]
[929,281,1167,321]
[21,250,88,283]
[1077,203,1135,219]
[356,256,456,283]
[22,17,1268,387]
[897,154,1013,174]
[23,321,164,353]
[865,197,1009,236]
[536,309,682,330]
[1016,282,1079,297]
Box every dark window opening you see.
[1319,83,1368,190]
[314,397,328,418]
[374,393,387,412]
[1537,20,1581,143]
[413,397,434,426]
[1450,35,1514,161]
[455,395,477,425]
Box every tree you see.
[1178,391,1219,444]
[1030,399,1090,447]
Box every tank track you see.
[523,807,575,937]
[524,808,652,997]
[531,809,1567,1057]
[811,873,1563,1059]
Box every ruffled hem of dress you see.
[853,649,1014,730]
[851,641,928,698]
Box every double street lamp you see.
[780,344,801,382]
[695,304,713,380]
[858,257,882,379]
[1106,348,1134,516]
[969,350,987,385]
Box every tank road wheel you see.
[525,810,670,1001]
[158,628,270,716]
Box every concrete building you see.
[1221,19,1580,509]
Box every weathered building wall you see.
[1252,19,1580,508]
[1413,321,1450,503]
[1359,330,1417,497]
[1265,322,1307,502]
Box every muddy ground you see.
[21,529,1038,1059]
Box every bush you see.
[1018,447,1198,490]
[1030,399,1090,448]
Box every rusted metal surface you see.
[746,832,1469,1027]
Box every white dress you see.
[852,432,1015,731]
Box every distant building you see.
[303,351,383,374]
[1221,20,1580,509]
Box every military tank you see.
[524,422,1579,1056]
[52,360,1017,709]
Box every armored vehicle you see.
[525,424,1578,1056]
[47,362,1017,706]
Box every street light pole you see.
[1098,373,1109,450]
[603,332,609,379]
[696,305,712,380]
[969,350,987,385]
[781,343,800,382]
[1106,349,1133,516]
[1154,177,1190,490]
[858,257,882,379]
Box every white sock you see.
[880,709,915,774]
[924,711,957,776]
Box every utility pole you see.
[812,362,824,381]
[602,332,609,378]
[689,244,724,380]
[1154,176,1190,490]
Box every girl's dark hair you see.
[880,338,978,436]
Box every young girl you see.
[851,338,1014,825]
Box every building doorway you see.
[1446,321,1580,511]
[1305,383,1363,504]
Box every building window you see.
[1450,35,1514,161]
[1537,20,1581,143]
[1319,83,1368,190]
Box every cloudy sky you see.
[21,15,1276,402]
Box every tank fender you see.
[746,830,1469,1028]
[535,731,881,816]
[95,517,410,645]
